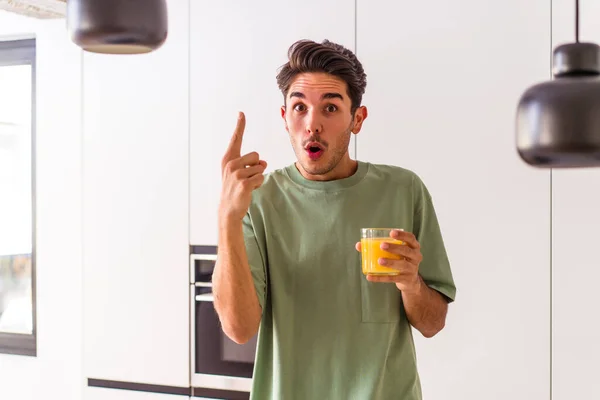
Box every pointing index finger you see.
[225,111,246,160]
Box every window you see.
[0,38,36,356]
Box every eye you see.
[325,104,338,113]
[293,103,307,112]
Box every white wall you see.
[552,1,600,399]
[0,10,83,400]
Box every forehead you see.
[287,72,349,100]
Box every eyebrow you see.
[289,91,344,101]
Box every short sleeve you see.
[242,212,268,311]
[412,179,457,303]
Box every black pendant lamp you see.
[66,0,168,55]
[516,0,600,168]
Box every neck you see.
[296,153,358,181]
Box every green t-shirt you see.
[243,160,456,400]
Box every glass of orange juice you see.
[360,228,405,276]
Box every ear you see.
[281,105,289,132]
[351,106,368,134]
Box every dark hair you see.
[276,39,367,114]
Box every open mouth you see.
[304,142,324,160]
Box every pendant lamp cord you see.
[575,0,580,42]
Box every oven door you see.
[190,251,256,394]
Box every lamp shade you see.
[66,0,168,55]
[516,42,600,168]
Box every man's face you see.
[281,72,366,180]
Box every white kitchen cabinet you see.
[189,0,356,245]
[552,1,600,399]
[86,387,188,400]
[357,1,551,399]
[82,0,190,388]
[552,170,600,400]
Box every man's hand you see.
[356,229,449,337]
[219,112,267,222]
[355,229,423,294]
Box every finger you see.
[390,229,420,249]
[224,112,246,161]
[380,242,422,263]
[237,163,267,179]
[355,242,361,252]
[378,258,414,271]
[228,152,260,171]
[366,274,400,283]
[247,172,265,189]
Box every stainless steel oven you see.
[190,246,257,398]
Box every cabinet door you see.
[552,170,600,400]
[552,1,600,398]
[357,1,551,399]
[82,0,190,388]
[86,387,189,400]
[189,0,355,245]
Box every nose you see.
[306,110,323,135]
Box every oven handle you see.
[195,294,214,302]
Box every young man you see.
[213,39,457,400]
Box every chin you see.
[300,160,334,176]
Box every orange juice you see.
[361,238,404,275]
